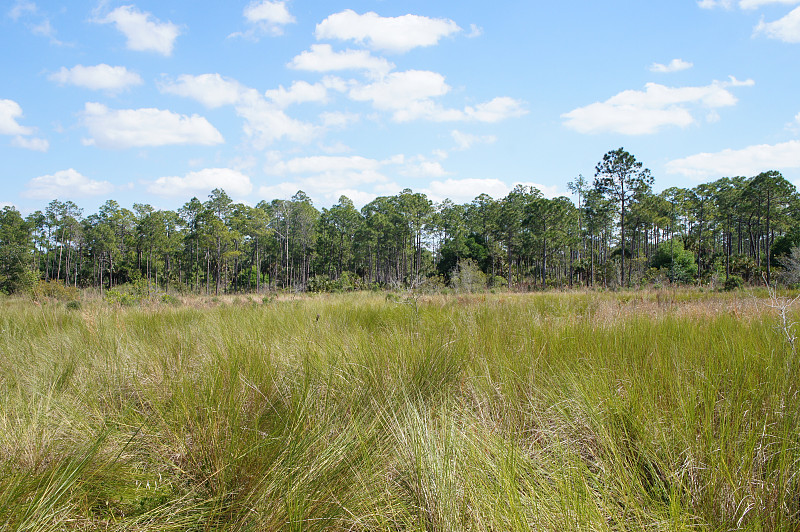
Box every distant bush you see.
[450,258,486,293]
[104,287,139,306]
[65,300,82,311]
[723,275,744,291]
[649,240,696,283]
[488,275,507,289]
[32,280,80,302]
[160,293,180,305]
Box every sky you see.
[1,0,800,214]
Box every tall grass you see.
[0,291,798,530]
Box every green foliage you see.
[104,287,139,306]
[649,239,697,283]
[723,275,745,291]
[0,206,33,294]
[160,293,180,305]
[450,258,487,293]
[31,280,80,302]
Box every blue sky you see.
[2,0,800,214]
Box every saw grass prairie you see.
[0,290,798,531]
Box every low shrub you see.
[31,280,80,302]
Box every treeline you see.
[2,148,800,295]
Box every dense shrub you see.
[31,280,80,302]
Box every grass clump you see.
[0,291,798,530]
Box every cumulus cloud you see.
[650,58,693,73]
[698,0,734,8]
[12,135,48,152]
[461,97,528,123]
[0,99,47,150]
[22,169,114,199]
[399,158,450,178]
[451,130,497,150]
[236,91,319,147]
[265,81,328,108]
[159,74,318,145]
[350,70,451,110]
[267,155,383,175]
[666,140,800,179]
[48,64,143,91]
[0,99,34,136]
[562,77,754,135]
[147,168,253,197]
[159,73,247,108]
[288,44,395,75]
[320,111,360,128]
[755,6,800,42]
[260,154,398,205]
[740,0,800,8]
[231,0,295,38]
[96,5,180,56]
[421,179,562,204]
[347,70,527,123]
[315,10,461,53]
[81,102,224,149]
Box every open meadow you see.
[1,290,798,531]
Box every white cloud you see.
[421,179,562,204]
[740,0,800,8]
[244,0,293,25]
[320,111,360,128]
[698,0,734,8]
[318,141,353,154]
[260,155,397,205]
[400,158,450,178]
[257,182,305,200]
[348,71,527,123]
[461,97,528,123]
[97,5,180,56]
[451,130,497,150]
[22,169,114,199]
[160,73,247,108]
[1,100,46,150]
[9,1,65,44]
[467,24,483,38]
[236,91,318,147]
[9,1,36,21]
[650,58,693,73]
[350,70,451,110]
[12,135,48,151]
[315,10,461,53]
[232,0,295,38]
[666,140,800,178]
[755,6,800,42]
[81,102,224,149]
[147,168,253,197]
[159,74,317,146]
[31,18,62,44]
[267,155,383,175]
[562,78,753,135]
[288,44,395,75]
[49,64,142,91]
[265,81,328,108]
[0,99,34,136]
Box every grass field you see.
[0,290,798,531]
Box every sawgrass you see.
[0,290,798,530]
